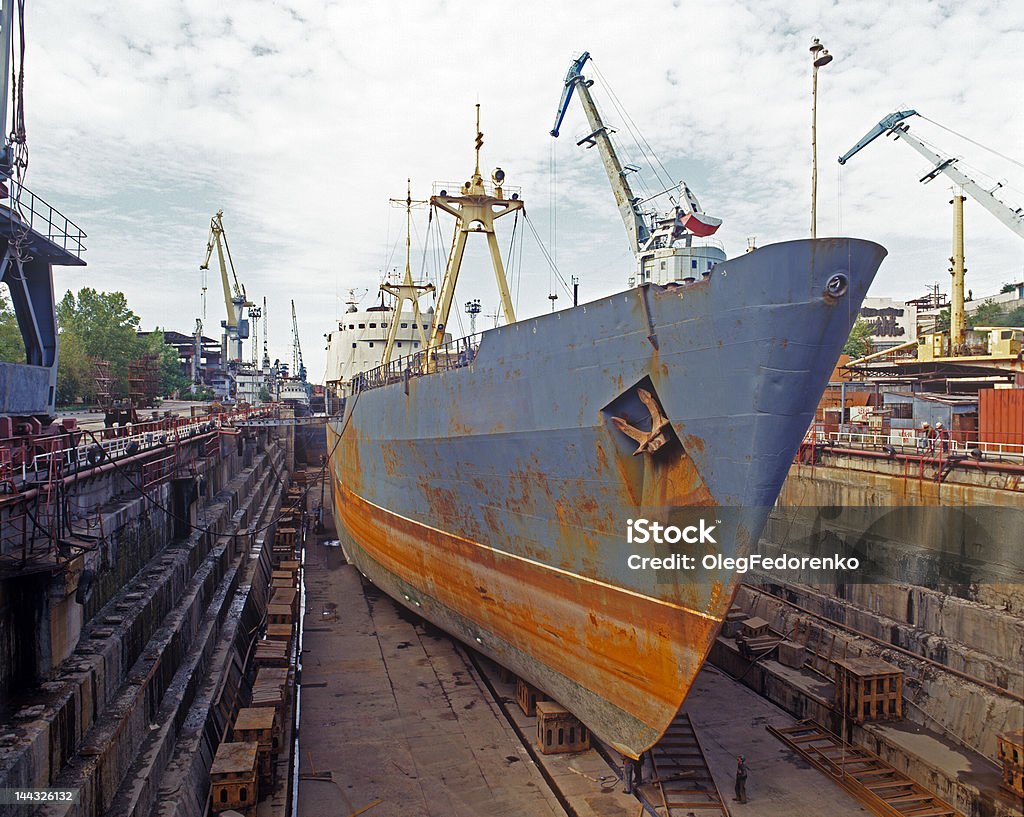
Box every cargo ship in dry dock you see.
[326,57,887,757]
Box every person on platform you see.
[918,421,932,451]
[734,755,748,803]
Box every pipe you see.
[1,430,222,506]
[822,446,1024,475]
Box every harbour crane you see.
[200,209,252,364]
[838,110,1024,239]
[550,52,649,254]
[550,51,723,286]
[248,303,262,367]
[839,110,1024,350]
[261,296,270,371]
[291,299,306,383]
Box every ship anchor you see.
[612,389,674,456]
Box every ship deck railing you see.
[803,425,1024,463]
[352,333,481,393]
[431,180,521,198]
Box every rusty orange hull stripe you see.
[336,478,721,737]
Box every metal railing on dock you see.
[2,178,87,260]
[802,424,1024,463]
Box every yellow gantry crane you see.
[200,209,252,364]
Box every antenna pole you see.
[474,104,482,179]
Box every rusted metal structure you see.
[834,656,904,723]
[998,729,1024,798]
[327,112,885,756]
[767,721,957,817]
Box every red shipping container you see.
[978,389,1024,447]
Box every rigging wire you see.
[590,58,674,196]
[837,163,843,236]
[417,206,433,283]
[913,131,1024,202]
[549,140,556,300]
[514,214,525,313]
[506,209,520,312]
[918,114,1024,172]
[523,211,573,297]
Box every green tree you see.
[0,286,24,363]
[968,299,1007,329]
[1003,306,1024,327]
[57,288,141,371]
[55,332,94,406]
[1000,282,1018,294]
[843,317,873,359]
[936,308,950,333]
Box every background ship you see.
[326,87,886,754]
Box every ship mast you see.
[381,180,434,366]
[428,105,522,354]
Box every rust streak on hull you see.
[334,475,725,756]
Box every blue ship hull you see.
[329,237,886,756]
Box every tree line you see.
[0,285,190,406]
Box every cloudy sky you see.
[17,0,1024,381]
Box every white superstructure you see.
[325,302,436,399]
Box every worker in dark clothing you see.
[734,755,748,803]
[622,753,644,794]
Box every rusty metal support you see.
[767,721,956,817]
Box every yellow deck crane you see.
[200,209,252,366]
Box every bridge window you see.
[397,342,403,348]
[368,341,374,348]
[691,259,698,269]
[369,322,376,328]
[351,343,356,348]
[358,323,365,329]
[349,324,354,329]
[401,323,408,328]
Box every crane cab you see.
[637,244,726,287]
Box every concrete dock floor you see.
[683,667,869,815]
[297,559,566,817]
[297,551,874,817]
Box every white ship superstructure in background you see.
[325,300,437,402]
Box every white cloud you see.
[16,0,1024,381]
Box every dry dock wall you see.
[747,454,1024,816]
[0,428,289,817]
